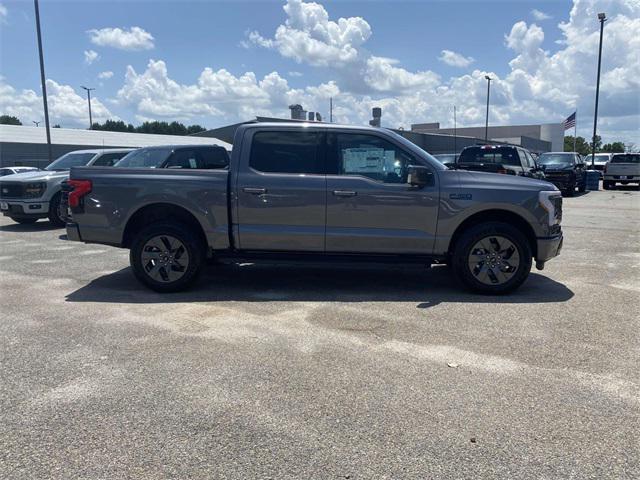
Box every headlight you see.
[24,182,46,198]
[539,190,562,226]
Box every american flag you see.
[563,112,576,130]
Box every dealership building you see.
[0,125,231,169]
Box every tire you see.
[603,181,613,190]
[11,217,38,224]
[563,186,574,197]
[130,222,205,293]
[451,221,532,295]
[578,180,586,193]
[47,192,66,227]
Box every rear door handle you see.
[333,190,357,197]
[243,187,267,195]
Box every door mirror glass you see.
[407,165,433,187]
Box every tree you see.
[564,135,591,155]
[90,119,207,136]
[601,142,625,153]
[0,115,22,125]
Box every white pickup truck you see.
[603,153,640,190]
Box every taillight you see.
[67,179,92,208]
[497,168,508,175]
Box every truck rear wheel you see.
[130,223,205,292]
[451,222,532,294]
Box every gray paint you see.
[68,123,562,264]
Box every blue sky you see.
[1,0,638,145]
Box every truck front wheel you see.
[451,222,532,294]
[130,223,205,292]
[48,193,66,227]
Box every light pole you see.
[81,86,95,129]
[34,0,52,164]
[32,120,41,127]
[484,75,491,142]
[590,12,607,168]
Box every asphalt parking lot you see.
[1,188,639,479]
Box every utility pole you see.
[453,105,457,155]
[484,76,492,142]
[81,86,95,129]
[591,12,607,168]
[34,0,52,163]
[329,97,333,123]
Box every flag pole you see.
[574,109,577,153]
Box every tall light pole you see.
[453,105,457,154]
[484,75,492,142]
[81,86,95,129]
[32,120,41,127]
[34,0,52,164]
[590,12,607,167]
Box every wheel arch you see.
[122,203,208,251]
[447,209,537,259]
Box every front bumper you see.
[66,222,82,242]
[0,200,50,218]
[536,233,563,262]
[544,175,575,190]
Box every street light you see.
[34,0,52,163]
[32,120,41,127]
[81,86,95,129]
[484,75,492,142]
[590,12,607,167]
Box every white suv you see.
[0,149,133,226]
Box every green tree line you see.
[564,135,630,155]
[0,115,206,136]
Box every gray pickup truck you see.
[66,123,563,294]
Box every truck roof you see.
[239,122,387,133]
[67,148,136,154]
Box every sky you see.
[0,0,638,146]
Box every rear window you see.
[250,131,321,174]
[538,153,575,165]
[610,154,639,164]
[458,147,520,166]
[115,148,172,168]
[198,147,229,169]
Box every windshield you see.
[538,153,575,166]
[115,147,173,168]
[44,152,96,171]
[458,147,520,166]
[611,154,639,164]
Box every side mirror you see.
[407,165,433,187]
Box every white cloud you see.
[0,76,115,127]
[0,3,8,24]
[438,50,475,68]
[98,71,114,80]
[84,50,99,65]
[289,71,303,77]
[111,0,639,145]
[531,9,552,21]
[88,27,154,51]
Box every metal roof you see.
[0,125,232,150]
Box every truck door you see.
[325,131,439,254]
[235,128,326,251]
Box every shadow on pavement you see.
[66,263,574,308]
[0,220,62,232]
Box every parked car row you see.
[433,145,638,196]
[0,145,230,225]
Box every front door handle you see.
[333,190,357,197]
[243,187,267,195]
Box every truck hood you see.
[451,168,558,192]
[0,170,69,183]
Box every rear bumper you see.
[604,174,639,182]
[0,200,50,218]
[536,233,563,262]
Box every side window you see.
[165,149,199,169]
[524,150,536,168]
[328,133,413,184]
[196,147,229,169]
[249,131,321,174]
[93,152,128,167]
